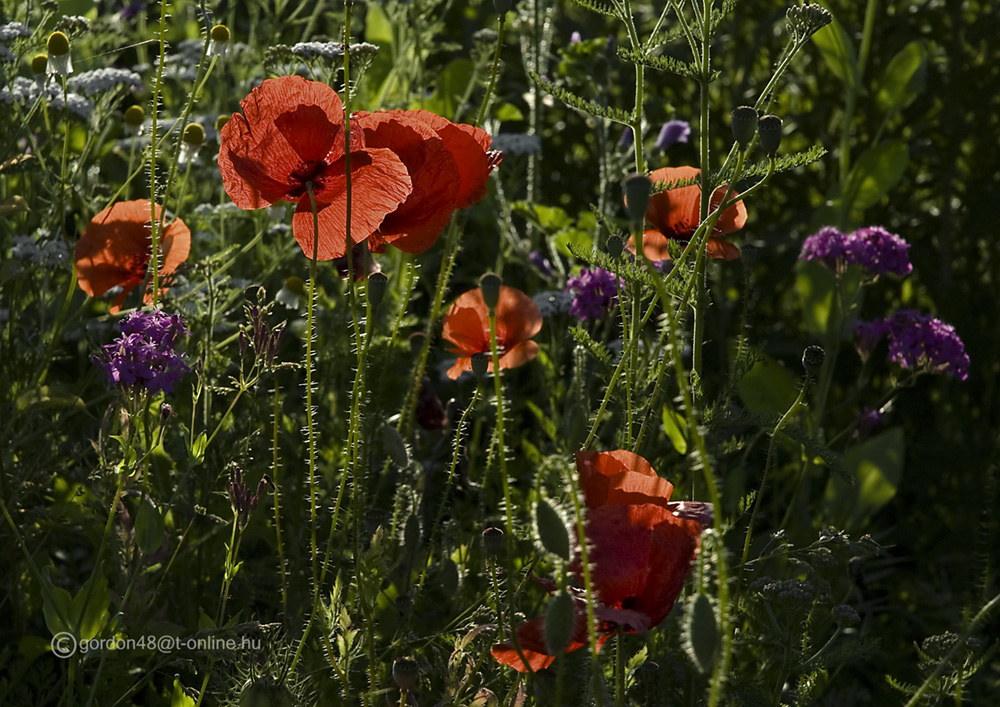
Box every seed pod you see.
[482,526,504,557]
[367,271,388,307]
[544,590,576,655]
[478,272,502,310]
[802,345,825,376]
[622,172,652,225]
[393,657,419,690]
[471,351,490,379]
[731,106,757,147]
[757,114,783,155]
[607,235,625,258]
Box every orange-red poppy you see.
[441,286,542,380]
[627,165,747,261]
[75,200,190,313]
[217,75,413,260]
[355,109,498,255]
[492,450,708,672]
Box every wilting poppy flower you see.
[492,450,708,672]
[354,109,499,254]
[75,200,190,313]
[627,165,747,262]
[441,286,542,380]
[217,75,412,260]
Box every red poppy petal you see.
[494,286,543,346]
[274,104,339,164]
[490,613,592,673]
[708,184,748,234]
[644,166,702,238]
[446,356,473,380]
[222,140,296,208]
[410,111,491,208]
[705,236,741,261]
[576,450,672,509]
[498,340,540,371]
[442,289,491,355]
[626,229,673,261]
[291,147,412,260]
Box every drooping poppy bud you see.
[731,106,757,147]
[758,114,783,155]
[802,345,825,377]
[623,172,652,226]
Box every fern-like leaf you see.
[720,144,829,183]
[571,327,613,372]
[528,72,634,124]
[569,0,619,18]
[617,46,714,81]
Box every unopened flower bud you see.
[479,272,502,310]
[544,591,576,655]
[471,351,490,379]
[607,235,625,258]
[482,526,504,557]
[367,272,388,307]
[31,53,48,75]
[758,114,783,155]
[392,657,419,691]
[802,345,825,375]
[623,172,651,225]
[160,403,174,421]
[731,106,757,147]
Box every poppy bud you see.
[731,106,757,147]
[482,526,504,557]
[493,0,512,16]
[478,272,502,310]
[408,331,426,357]
[622,172,651,226]
[544,591,576,655]
[757,114,783,156]
[124,105,145,128]
[535,498,570,561]
[607,235,625,258]
[46,31,72,76]
[381,425,409,467]
[237,676,294,707]
[683,592,719,674]
[183,123,205,146]
[471,351,490,379]
[367,271,388,307]
[392,657,419,691]
[802,345,825,376]
[31,53,48,75]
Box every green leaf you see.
[554,228,593,258]
[495,102,525,122]
[823,427,905,531]
[71,573,109,641]
[842,140,909,213]
[189,432,207,466]
[528,72,633,125]
[737,356,798,419]
[661,402,689,455]
[877,41,927,112]
[424,59,475,121]
[365,3,394,45]
[41,568,74,637]
[171,677,197,707]
[796,260,864,337]
[684,593,719,674]
[812,19,860,92]
[135,497,165,555]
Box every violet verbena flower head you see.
[565,267,621,321]
[854,318,888,361]
[655,120,691,150]
[98,308,191,393]
[882,309,969,381]
[799,225,912,278]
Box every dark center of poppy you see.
[621,596,638,610]
[286,160,329,199]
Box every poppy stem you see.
[475,15,506,129]
[303,182,321,600]
[615,628,625,707]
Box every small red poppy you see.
[217,75,413,260]
[355,109,498,255]
[75,199,190,313]
[441,286,542,380]
[627,165,747,262]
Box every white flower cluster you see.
[290,42,344,60]
[0,76,94,119]
[532,290,573,317]
[68,68,143,96]
[0,21,31,62]
[489,133,542,156]
[10,231,69,267]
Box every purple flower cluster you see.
[854,310,969,381]
[799,225,912,278]
[565,267,621,321]
[98,309,191,394]
[655,120,691,150]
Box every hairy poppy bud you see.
[381,425,409,467]
[367,271,388,307]
[535,498,570,560]
[802,345,825,376]
[493,0,512,16]
[471,351,490,379]
[238,676,294,707]
[544,591,576,655]
[183,123,205,146]
[684,592,719,675]
[757,114,783,155]
[46,31,72,76]
[31,53,48,75]
[623,172,651,226]
[124,105,145,128]
[731,106,757,147]
[478,272,502,310]
[482,526,504,557]
[392,657,419,691]
[607,234,625,258]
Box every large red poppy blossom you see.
[627,165,747,262]
[354,109,498,255]
[491,601,605,673]
[441,286,542,380]
[75,200,190,313]
[218,75,412,260]
[492,451,708,672]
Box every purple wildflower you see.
[529,250,554,279]
[655,120,691,150]
[799,225,912,278]
[570,31,582,44]
[882,309,969,381]
[618,128,634,148]
[98,309,190,393]
[565,267,621,321]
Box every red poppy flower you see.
[217,75,413,260]
[492,451,708,672]
[491,603,601,673]
[75,200,190,313]
[441,286,542,380]
[627,165,747,262]
[354,109,499,255]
